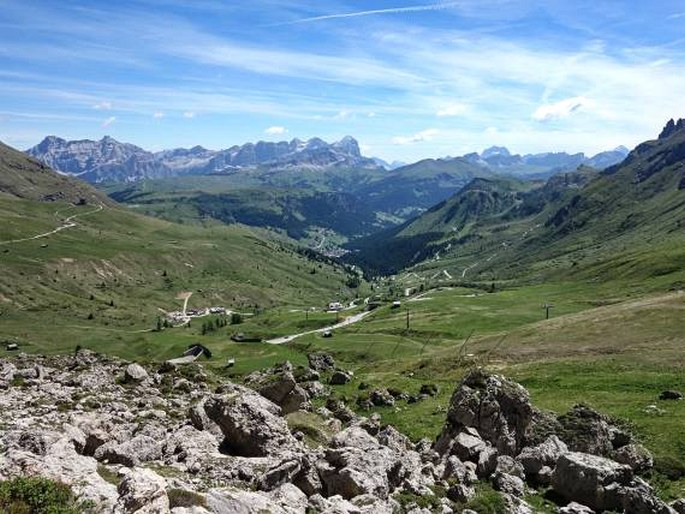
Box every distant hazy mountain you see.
[27,135,378,183]
[348,120,684,275]
[460,145,629,178]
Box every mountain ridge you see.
[27,135,379,183]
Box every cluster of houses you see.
[165,306,227,325]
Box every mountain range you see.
[27,135,629,185]
[348,120,685,277]
[26,135,378,183]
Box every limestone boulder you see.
[435,370,537,457]
[614,443,653,472]
[308,352,335,372]
[0,361,17,388]
[95,434,162,467]
[330,370,353,385]
[124,363,148,383]
[204,383,301,457]
[116,467,169,513]
[517,435,568,476]
[551,452,632,511]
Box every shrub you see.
[168,489,207,508]
[0,476,91,514]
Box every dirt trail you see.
[0,204,104,246]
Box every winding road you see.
[0,204,104,246]
[265,309,374,345]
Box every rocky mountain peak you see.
[481,146,511,158]
[332,135,361,157]
[658,118,685,140]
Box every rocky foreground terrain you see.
[0,351,683,513]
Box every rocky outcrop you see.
[204,383,301,457]
[123,363,149,383]
[432,370,677,514]
[307,352,336,372]
[116,467,169,513]
[0,354,681,514]
[435,370,538,457]
[245,362,311,414]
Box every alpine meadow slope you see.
[349,120,685,284]
[0,140,363,355]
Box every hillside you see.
[101,157,491,249]
[350,121,685,282]
[0,140,363,352]
[0,141,108,204]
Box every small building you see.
[391,300,402,309]
[328,301,343,311]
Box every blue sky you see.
[1,0,684,162]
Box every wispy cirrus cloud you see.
[532,96,593,122]
[392,128,439,145]
[101,116,116,127]
[436,103,467,117]
[93,101,112,110]
[273,1,462,25]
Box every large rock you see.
[95,434,162,467]
[330,370,353,385]
[308,352,335,372]
[493,471,525,497]
[187,400,223,440]
[556,405,630,456]
[124,363,148,382]
[246,363,311,414]
[0,361,17,388]
[317,425,433,500]
[256,370,297,405]
[369,389,395,407]
[204,383,301,457]
[116,467,169,513]
[614,443,653,472]
[280,385,310,414]
[551,452,633,511]
[517,435,568,476]
[0,435,118,509]
[205,488,288,514]
[435,370,538,457]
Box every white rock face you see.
[116,467,169,513]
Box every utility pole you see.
[543,302,554,320]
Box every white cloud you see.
[93,101,112,110]
[183,111,196,118]
[101,116,116,127]
[532,96,592,122]
[436,103,466,117]
[265,125,287,135]
[153,111,165,118]
[333,110,352,120]
[392,128,439,145]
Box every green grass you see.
[0,476,93,514]
[0,195,366,352]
